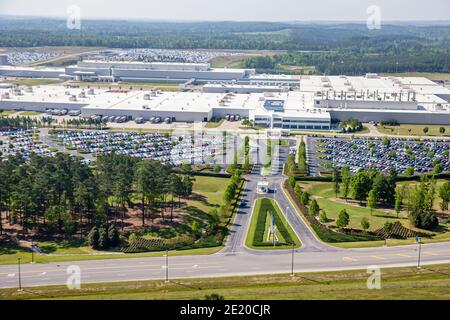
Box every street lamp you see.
[416,236,422,269]
[165,250,169,283]
[290,243,295,277]
[17,258,22,292]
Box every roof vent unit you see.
[365,73,379,79]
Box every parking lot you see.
[0,128,55,159]
[91,49,242,64]
[309,136,450,175]
[56,130,228,166]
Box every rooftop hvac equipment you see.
[78,91,86,98]
[25,87,33,93]
[1,92,10,99]
[69,95,77,101]
[365,73,379,79]
[143,94,151,100]
[321,77,329,83]
[87,89,95,95]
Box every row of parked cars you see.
[45,109,81,117]
[0,128,56,159]
[56,130,225,166]
[225,114,241,122]
[315,137,450,174]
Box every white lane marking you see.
[40,272,47,276]
[192,264,198,268]
[7,273,15,277]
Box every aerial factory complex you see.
[1,59,450,128]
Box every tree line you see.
[0,152,194,238]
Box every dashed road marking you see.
[7,273,15,278]
[423,252,441,256]
[371,256,386,260]
[396,253,413,258]
[343,257,358,262]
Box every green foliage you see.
[439,182,450,211]
[108,224,120,247]
[297,141,308,174]
[87,227,99,249]
[308,199,320,216]
[404,166,415,176]
[336,209,350,228]
[319,210,328,223]
[98,226,109,249]
[288,176,296,189]
[339,118,363,133]
[361,217,370,231]
[300,191,310,206]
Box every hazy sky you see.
[0,0,449,21]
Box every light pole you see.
[17,258,22,291]
[165,250,169,283]
[31,239,34,264]
[290,243,295,277]
[417,237,422,269]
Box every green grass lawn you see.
[204,119,224,129]
[19,111,43,116]
[0,110,18,117]
[377,124,450,137]
[2,264,450,300]
[0,176,230,265]
[11,78,63,86]
[187,176,229,215]
[0,244,221,265]
[245,198,301,250]
[297,180,450,247]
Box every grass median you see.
[245,198,301,250]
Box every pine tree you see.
[87,226,99,249]
[108,224,120,247]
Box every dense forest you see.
[0,152,195,239]
[0,17,449,75]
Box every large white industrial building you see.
[1,59,450,128]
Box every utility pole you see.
[18,258,22,291]
[290,243,295,277]
[165,250,169,283]
[31,239,34,264]
[417,237,422,269]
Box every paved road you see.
[1,140,450,289]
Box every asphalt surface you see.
[1,142,450,289]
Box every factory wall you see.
[0,101,86,111]
[0,68,63,78]
[329,110,450,125]
[211,107,250,119]
[81,107,212,122]
[202,86,286,94]
[317,99,417,110]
